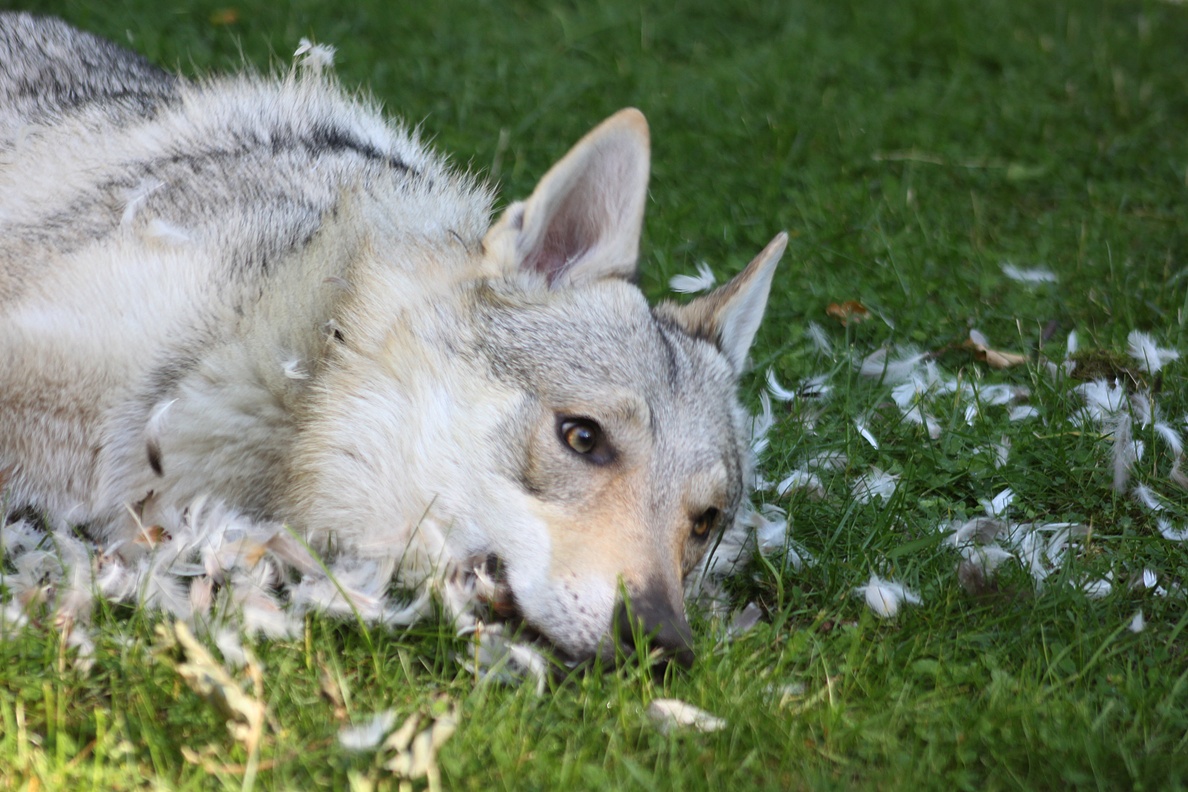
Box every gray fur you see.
[0,14,785,663]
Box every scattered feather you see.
[1111,414,1139,492]
[805,321,832,355]
[1009,405,1039,421]
[987,436,1011,468]
[1127,330,1180,374]
[1075,379,1126,421]
[213,628,247,668]
[803,451,848,471]
[1134,568,1169,597]
[776,470,824,499]
[458,624,550,694]
[854,574,921,618]
[956,542,1016,593]
[724,602,763,640]
[646,699,727,734]
[1153,421,1184,457]
[1129,609,1145,633]
[854,417,879,449]
[294,38,336,72]
[1081,576,1113,599]
[851,467,898,505]
[668,262,716,294]
[145,219,191,245]
[750,392,774,456]
[944,516,1008,547]
[282,358,309,380]
[799,374,832,399]
[981,488,1014,519]
[1001,262,1058,283]
[120,178,164,226]
[1158,519,1188,542]
[339,710,398,752]
[750,507,787,553]
[857,348,927,383]
[1133,484,1165,513]
[765,369,797,402]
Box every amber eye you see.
[559,418,600,455]
[691,507,721,541]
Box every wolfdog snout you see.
[614,581,695,668]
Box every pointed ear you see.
[482,108,650,286]
[658,233,787,376]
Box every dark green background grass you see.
[3,0,1188,789]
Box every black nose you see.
[614,582,695,668]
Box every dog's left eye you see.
[691,508,721,541]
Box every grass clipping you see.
[154,621,266,785]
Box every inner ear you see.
[488,109,651,287]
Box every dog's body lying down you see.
[0,13,784,664]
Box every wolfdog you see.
[0,13,785,666]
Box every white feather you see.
[120,177,164,226]
[857,348,927,384]
[1009,405,1039,422]
[1081,576,1112,599]
[855,417,879,449]
[1133,484,1165,512]
[1000,262,1058,283]
[1158,519,1188,542]
[799,374,832,399]
[750,392,774,456]
[294,38,337,72]
[145,218,191,245]
[805,322,832,355]
[339,711,397,752]
[282,358,309,380]
[803,451,848,470]
[668,261,716,294]
[765,369,797,402]
[853,574,921,618]
[852,467,898,505]
[981,488,1014,518]
[1127,330,1180,374]
[776,470,824,499]
[1153,422,1184,457]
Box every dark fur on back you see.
[0,13,177,129]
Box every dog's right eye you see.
[559,418,600,455]
[691,508,721,541]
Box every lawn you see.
[3,0,1188,789]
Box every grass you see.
[3,0,1188,788]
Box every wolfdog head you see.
[291,109,784,666]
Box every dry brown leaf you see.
[963,338,1028,369]
[209,8,240,25]
[826,300,870,326]
[134,524,171,546]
